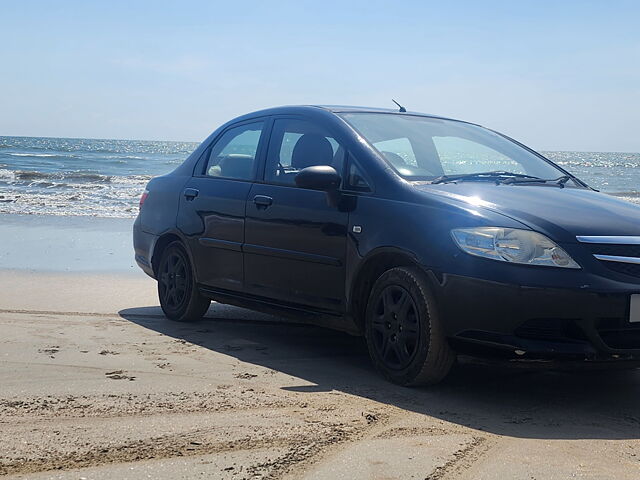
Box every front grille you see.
[515,318,586,343]
[517,317,640,351]
[577,236,640,280]
[584,244,640,258]
[600,262,640,278]
[596,317,640,350]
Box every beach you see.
[2,137,640,478]
[3,0,639,475]
[2,213,640,479]
[1,0,639,473]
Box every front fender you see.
[348,195,525,269]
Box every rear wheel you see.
[364,266,455,386]
[157,241,210,322]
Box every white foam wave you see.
[7,153,61,157]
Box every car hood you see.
[413,182,640,242]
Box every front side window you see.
[265,119,344,186]
[205,121,264,180]
[340,113,566,181]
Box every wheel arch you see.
[349,247,424,333]
[150,231,192,277]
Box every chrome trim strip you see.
[577,236,640,244]
[594,254,640,265]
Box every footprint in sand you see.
[105,370,135,381]
[38,346,60,358]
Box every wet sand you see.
[1,215,639,479]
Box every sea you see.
[1,135,639,218]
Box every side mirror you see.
[294,165,341,191]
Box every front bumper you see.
[434,273,640,360]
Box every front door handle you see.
[253,195,273,209]
[183,188,199,200]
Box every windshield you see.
[340,113,567,181]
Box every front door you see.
[244,117,349,311]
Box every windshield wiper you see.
[500,174,574,187]
[431,171,542,185]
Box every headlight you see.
[451,227,580,269]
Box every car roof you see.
[315,105,454,119]
[232,105,467,124]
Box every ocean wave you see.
[0,136,183,217]
[115,174,153,184]
[0,169,152,192]
[608,191,640,198]
[11,170,114,183]
[107,155,146,160]
[0,168,16,180]
[6,152,64,158]
[0,190,139,218]
[0,177,148,217]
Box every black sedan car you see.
[134,105,640,385]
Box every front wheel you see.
[157,241,210,322]
[364,266,455,386]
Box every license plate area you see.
[631,295,640,323]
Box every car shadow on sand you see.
[119,305,640,440]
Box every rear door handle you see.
[183,188,199,200]
[253,195,273,209]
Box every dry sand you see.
[1,269,640,479]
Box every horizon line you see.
[0,133,638,155]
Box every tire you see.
[157,241,210,322]
[364,266,455,386]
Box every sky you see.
[0,1,638,152]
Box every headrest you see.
[219,154,253,179]
[291,134,334,169]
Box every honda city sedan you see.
[134,105,640,385]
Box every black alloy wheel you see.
[159,249,188,310]
[365,266,455,386]
[370,285,421,370]
[157,241,210,322]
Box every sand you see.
[1,215,640,479]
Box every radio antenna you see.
[392,99,406,112]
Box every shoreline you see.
[0,212,158,313]
[0,269,157,314]
[0,213,138,273]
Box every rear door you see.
[243,117,349,311]
[177,120,267,290]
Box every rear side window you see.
[265,119,345,186]
[204,121,264,180]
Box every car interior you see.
[270,131,345,185]
[207,153,254,179]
